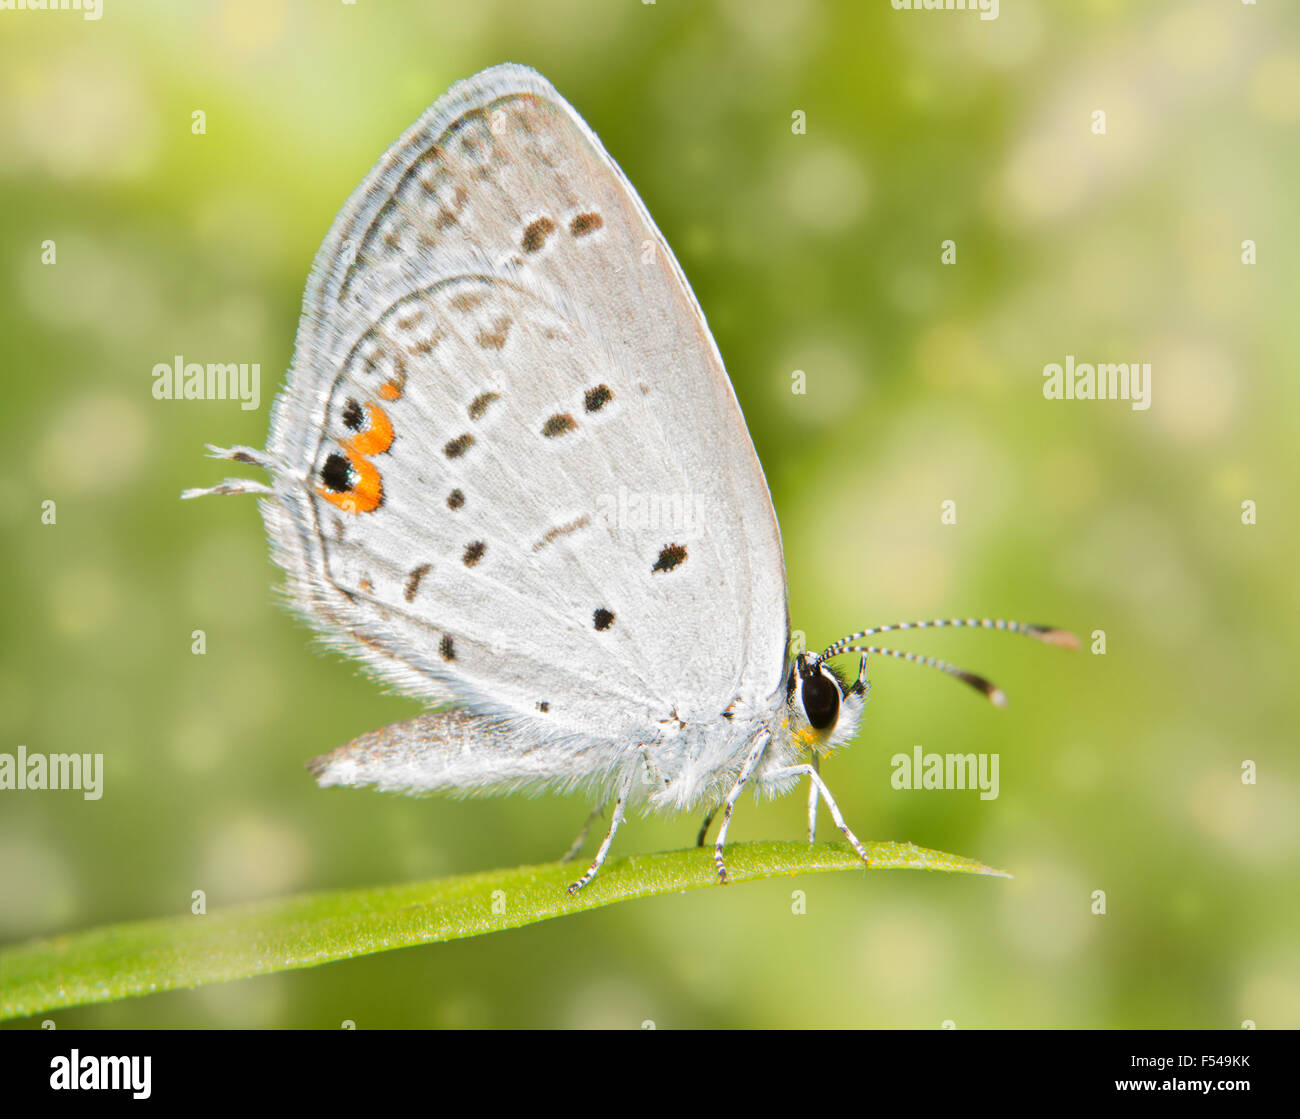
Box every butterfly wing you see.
[307,708,620,798]
[262,63,788,751]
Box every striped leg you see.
[695,804,719,847]
[806,753,820,842]
[713,735,770,884]
[767,764,871,867]
[560,799,607,863]
[567,774,633,894]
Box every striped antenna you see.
[822,617,1078,659]
[826,645,1008,706]
[820,617,1078,706]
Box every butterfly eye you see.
[801,670,841,731]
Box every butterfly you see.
[183,63,1075,893]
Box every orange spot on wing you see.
[344,402,394,456]
[378,379,403,401]
[315,449,383,513]
[316,401,395,515]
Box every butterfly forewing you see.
[264,64,788,742]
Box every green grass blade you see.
[0,840,1009,1021]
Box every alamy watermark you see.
[1,746,103,800]
[50,1051,150,1099]
[152,355,260,411]
[891,0,998,21]
[1042,355,1151,411]
[593,486,711,534]
[0,0,102,20]
[891,745,999,800]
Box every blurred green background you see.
[2,0,1298,1028]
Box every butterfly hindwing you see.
[308,707,625,799]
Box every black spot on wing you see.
[403,563,431,603]
[463,540,486,567]
[468,392,500,420]
[444,434,474,459]
[321,453,352,492]
[593,607,614,632]
[584,384,612,413]
[652,544,688,573]
[542,413,577,438]
[522,217,555,253]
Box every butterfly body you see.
[306,652,861,808]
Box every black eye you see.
[802,671,841,731]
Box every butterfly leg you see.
[806,754,820,843]
[695,805,719,847]
[567,774,633,894]
[713,735,771,884]
[560,799,608,863]
[766,764,872,867]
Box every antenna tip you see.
[1030,626,1080,650]
[959,671,1007,706]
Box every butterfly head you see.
[784,651,869,758]
[779,615,1080,760]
